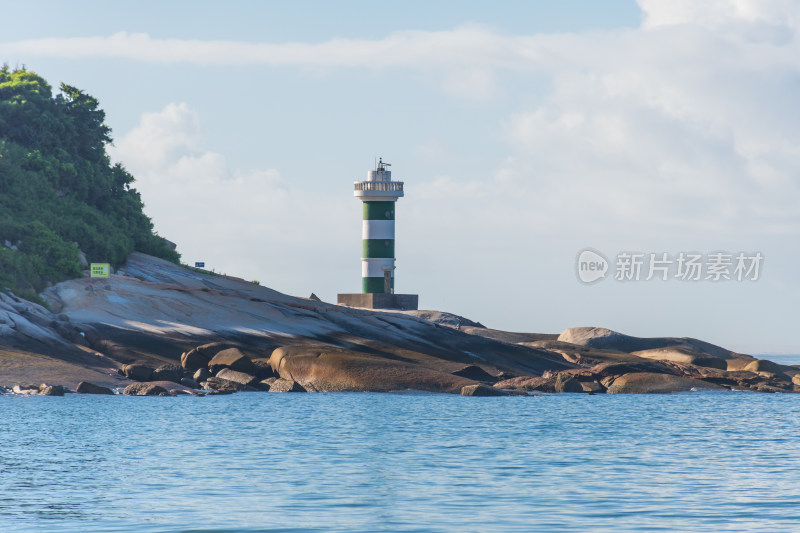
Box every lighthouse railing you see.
[354,181,404,192]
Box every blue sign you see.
[195,262,205,268]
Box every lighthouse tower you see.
[338,159,418,310]
[357,158,402,293]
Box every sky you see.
[2,0,799,353]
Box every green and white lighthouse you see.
[356,158,403,294]
[338,159,418,310]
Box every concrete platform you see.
[337,293,418,310]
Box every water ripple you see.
[1,392,799,531]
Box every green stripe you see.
[363,201,395,220]
[362,277,394,293]
[363,239,394,258]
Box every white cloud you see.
[109,103,353,289]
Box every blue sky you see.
[2,0,799,353]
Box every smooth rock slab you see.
[76,381,114,395]
[606,372,726,394]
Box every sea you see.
[2,376,800,533]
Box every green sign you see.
[90,263,110,278]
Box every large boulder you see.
[215,368,259,387]
[180,342,233,371]
[151,364,182,383]
[605,372,726,394]
[120,363,153,382]
[76,381,114,395]
[123,382,170,396]
[208,348,257,375]
[461,384,506,396]
[268,345,472,393]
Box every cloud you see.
[0,27,543,69]
[109,103,354,289]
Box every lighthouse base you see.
[337,293,418,311]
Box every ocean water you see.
[1,391,799,532]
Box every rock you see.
[558,327,737,359]
[215,368,259,387]
[268,378,305,393]
[151,364,182,383]
[793,374,800,386]
[39,384,66,396]
[257,379,274,391]
[76,381,114,395]
[451,365,498,383]
[180,377,199,389]
[589,360,675,378]
[12,384,39,395]
[606,372,726,394]
[180,342,232,371]
[208,348,257,375]
[123,382,170,396]
[494,376,555,392]
[205,387,236,396]
[727,357,759,371]
[460,384,507,396]
[555,373,585,393]
[268,345,472,393]
[202,377,247,392]
[121,363,153,382]
[632,347,727,370]
[193,368,211,383]
[757,384,792,393]
[308,293,321,301]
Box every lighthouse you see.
[337,159,418,310]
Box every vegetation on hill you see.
[0,66,179,298]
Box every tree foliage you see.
[0,66,179,295]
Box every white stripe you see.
[362,220,395,240]
[361,258,395,278]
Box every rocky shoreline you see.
[0,252,797,398]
